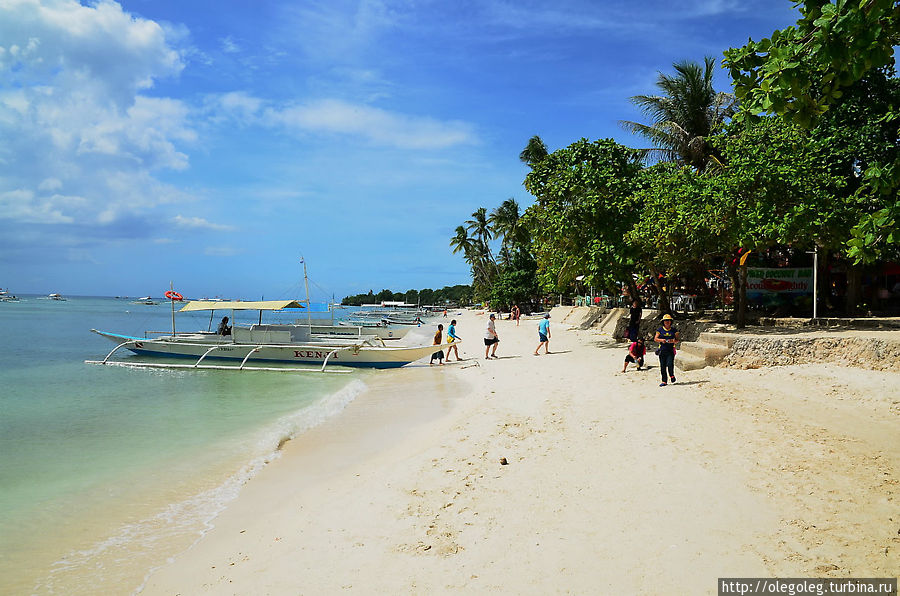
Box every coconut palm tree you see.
[519,135,549,167]
[450,225,474,258]
[490,197,528,257]
[620,56,737,170]
[465,207,495,262]
[451,223,493,291]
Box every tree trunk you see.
[727,262,740,325]
[845,263,862,315]
[625,276,640,305]
[650,264,671,315]
[817,248,831,313]
[737,262,748,328]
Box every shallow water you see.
[0,297,369,594]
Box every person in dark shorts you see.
[484,313,499,359]
[622,336,646,372]
[430,324,444,365]
[534,313,551,355]
[654,314,679,386]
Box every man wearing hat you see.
[484,313,500,359]
[653,314,679,386]
[534,313,551,355]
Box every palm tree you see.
[450,225,474,258]
[620,56,737,170]
[490,197,527,252]
[519,135,549,167]
[451,224,492,289]
[465,207,495,262]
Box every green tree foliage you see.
[489,249,540,311]
[723,0,897,126]
[620,57,737,170]
[711,116,847,251]
[723,0,899,261]
[341,285,473,306]
[815,70,900,262]
[628,163,729,274]
[522,138,644,294]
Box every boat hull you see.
[93,331,444,369]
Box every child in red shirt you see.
[622,336,646,372]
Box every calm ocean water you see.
[0,296,368,594]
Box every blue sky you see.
[0,0,801,301]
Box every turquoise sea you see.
[0,297,370,594]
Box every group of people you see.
[429,320,462,365]
[621,312,680,387]
[430,307,680,388]
[429,310,552,364]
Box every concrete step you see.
[678,341,732,364]
[698,332,742,348]
[674,353,707,372]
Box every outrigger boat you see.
[88,299,449,371]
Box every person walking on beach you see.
[654,314,679,386]
[484,313,499,359]
[534,313,551,355]
[446,319,462,361]
[430,324,445,365]
[622,336,646,372]
[513,304,521,326]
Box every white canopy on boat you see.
[179,300,306,312]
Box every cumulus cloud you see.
[0,0,191,231]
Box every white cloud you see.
[0,0,192,229]
[0,188,83,223]
[173,215,235,231]
[204,91,477,149]
[264,98,477,149]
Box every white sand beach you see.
[140,309,899,595]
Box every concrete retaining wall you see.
[722,336,900,372]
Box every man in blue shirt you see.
[534,313,551,355]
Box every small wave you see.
[40,378,368,595]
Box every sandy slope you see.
[140,310,899,595]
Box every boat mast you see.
[301,256,311,326]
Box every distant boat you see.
[48,293,67,301]
[131,296,159,305]
[0,288,20,302]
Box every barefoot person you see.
[484,313,499,359]
[622,336,646,372]
[446,319,462,361]
[534,313,551,355]
[654,314,679,386]
[430,324,445,365]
